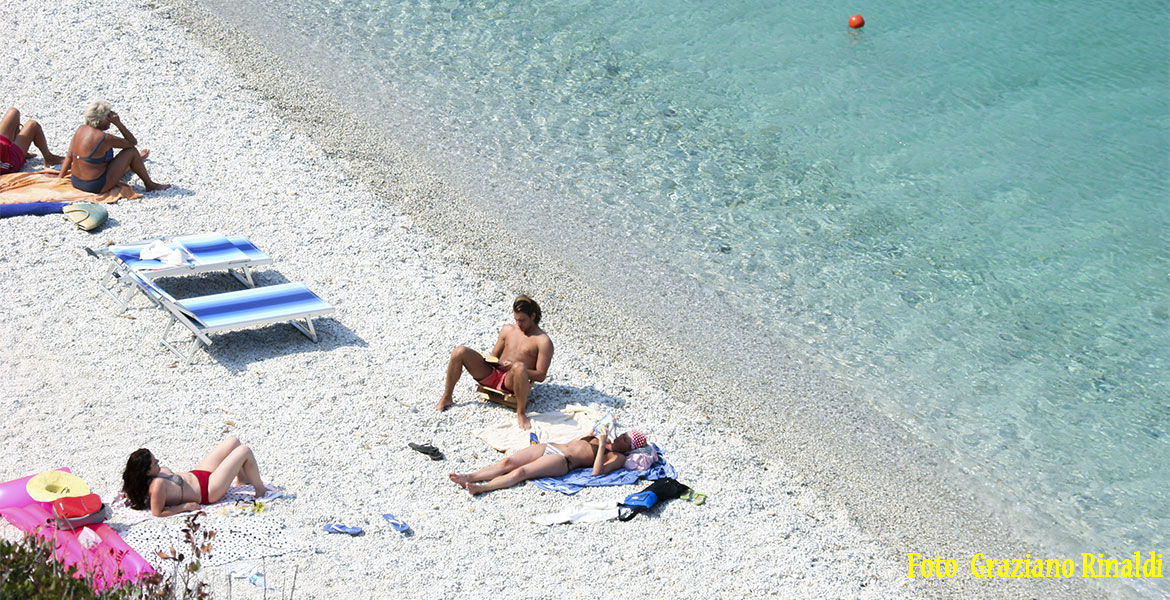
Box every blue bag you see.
[617,477,689,521]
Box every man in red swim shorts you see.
[436,295,554,430]
[0,107,63,174]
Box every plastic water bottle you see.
[77,528,102,549]
[249,572,276,591]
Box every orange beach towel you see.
[0,170,140,205]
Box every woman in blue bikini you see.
[57,100,169,193]
[449,429,646,495]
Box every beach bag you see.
[62,203,108,232]
[617,477,689,521]
[51,493,111,530]
[623,444,659,471]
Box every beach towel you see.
[530,444,677,495]
[120,514,302,571]
[112,484,301,573]
[0,201,68,217]
[0,170,139,204]
[473,404,603,453]
[532,499,620,525]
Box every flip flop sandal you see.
[679,488,707,505]
[408,443,444,461]
[382,513,413,534]
[323,523,363,535]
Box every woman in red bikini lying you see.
[122,436,268,517]
[449,428,646,495]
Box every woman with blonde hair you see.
[58,100,168,193]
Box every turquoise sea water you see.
[199,0,1168,582]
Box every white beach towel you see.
[115,484,299,572]
[532,499,620,525]
[120,514,302,571]
[473,404,603,453]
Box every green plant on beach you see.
[144,511,215,600]
[0,532,105,599]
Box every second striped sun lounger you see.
[129,271,335,364]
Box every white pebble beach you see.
[0,1,1114,599]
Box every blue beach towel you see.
[531,444,677,495]
[0,202,68,218]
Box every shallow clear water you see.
[201,0,1168,571]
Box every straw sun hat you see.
[26,470,90,502]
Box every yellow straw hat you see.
[26,470,90,502]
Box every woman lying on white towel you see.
[121,436,269,516]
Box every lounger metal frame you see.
[128,271,335,364]
[88,233,273,312]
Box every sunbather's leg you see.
[102,147,169,193]
[464,454,569,495]
[437,345,494,411]
[0,108,19,141]
[193,436,242,472]
[194,437,253,486]
[504,363,533,430]
[14,119,63,165]
[205,444,266,503]
[449,444,545,487]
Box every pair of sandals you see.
[324,514,411,536]
[680,488,707,506]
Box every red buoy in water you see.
[849,14,865,29]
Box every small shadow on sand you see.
[521,383,627,414]
[89,216,123,231]
[148,185,196,199]
[158,271,296,298]
[206,317,364,373]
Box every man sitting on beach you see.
[436,295,553,430]
[1,106,64,174]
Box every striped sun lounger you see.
[89,233,273,311]
[129,271,335,364]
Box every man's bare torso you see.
[496,323,548,369]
